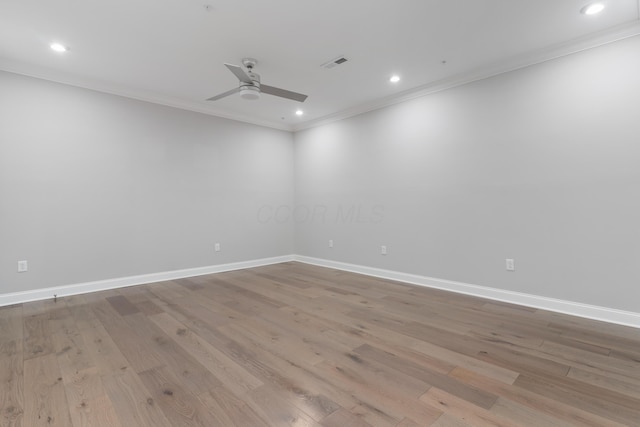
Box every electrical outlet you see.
[17,260,28,273]
[329,239,333,248]
[214,243,221,252]
[506,258,515,271]
[381,245,387,255]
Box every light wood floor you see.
[1,262,640,426]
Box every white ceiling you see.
[1,0,639,131]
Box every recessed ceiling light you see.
[295,109,304,116]
[50,43,68,53]
[389,75,401,83]
[581,3,605,15]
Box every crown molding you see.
[293,20,640,132]
[3,20,639,134]
[0,59,294,132]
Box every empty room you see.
[1,1,640,426]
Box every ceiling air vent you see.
[321,56,348,69]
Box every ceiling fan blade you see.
[206,87,240,101]
[260,84,308,102]
[225,63,252,83]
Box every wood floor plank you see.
[135,299,165,316]
[0,352,23,426]
[394,418,422,427]
[147,281,191,301]
[429,413,474,427]
[366,317,571,378]
[0,305,24,426]
[566,366,640,399]
[105,295,140,316]
[489,396,572,427]
[539,339,640,380]
[248,378,340,423]
[47,305,76,336]
[245,383,323,427]
[52,327,94,381]
[63,367,122,427]
[215,322,363,412]
[420,387,513,427]
[222,315,326,366]
[64,295,100,331]
[148,312,263,395]
[51,322,122,427]
[119,313,223,395]
[101,370,172,427]
[91,301,165,373]
[251,271,314,289]
[148,297,239,355]
[23,353,73,426]
[353,344,498,410]
[465,326,639,388]
[215,318,364,415]
[115,286,157,304]
[314,360,441,424]
[2,262,639,426]
[198,387,270,427]
[77,321,132,376]
[349,402,402,427]
[67,393,122,427]
[172,278,205,292]
[155,293,243,329]
[22,300,51,317]
[279,307,457,378]
[514,373,640,424]
[137,366,225,426]
[321,407,374,427]
[23,313,54,360]
[0,305,23,358]
[448,366,627,427]
[302,297,520,384]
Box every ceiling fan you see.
[207,58,308,103]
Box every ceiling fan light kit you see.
[240,85,260,100]
[207,58,308,103]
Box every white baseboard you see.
[4,253,638,329]
[0,255,294,307]
[293,255,640,329]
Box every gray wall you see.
[3,35,640,313]
[294,35,640,312]
[0,71,294,294]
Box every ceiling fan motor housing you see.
[240,69,261,100]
